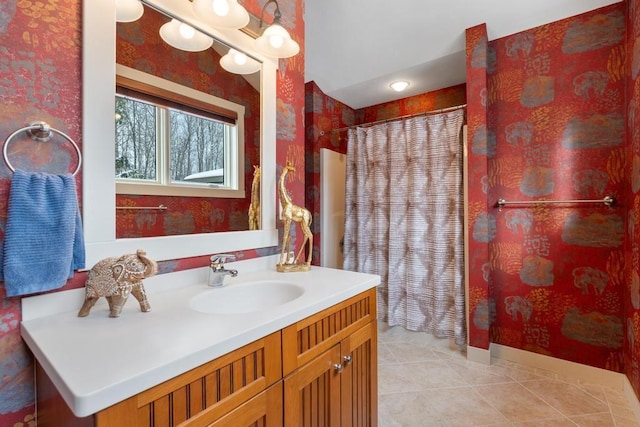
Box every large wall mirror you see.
[83,0,278,267]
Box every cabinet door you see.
[209,382,283,427]
[341,321,378,427]
[284,344,342,427]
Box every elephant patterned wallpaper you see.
[490,3,627,371]
[466,23,493,350]
[627,0,640,401]
[115,6,260,237]
[0,0,303,424]
[466,2,632,376]
[304,81,466,266]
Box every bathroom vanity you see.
[21,257,379,426]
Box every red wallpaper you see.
[304,81,357,264]
[115,7,260,237]
[467,3,628,371]
[358,84,466,123]
[304,81,466,266]
[0,0,304,423]
[466,23,493,350]
[625,0,640,400]
[1,0,640,422]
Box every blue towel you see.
[1,170,85,297]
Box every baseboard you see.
[624,375,640,423]
[466,345,491,365]
[490,343,625,390]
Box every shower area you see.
[317,103,467,346]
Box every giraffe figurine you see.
[248,165,260,230]
[277,162,313,272]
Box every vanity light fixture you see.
[115,0,144,23]
[390,81,410,92]
[220,48,261,74]
[192,0,250,30]
[159,19,214,52]
[255,0,300,58]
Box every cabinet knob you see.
[333,363,343,373]
[343,355,352,365]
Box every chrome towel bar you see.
[116,205,168,211]
[495,196,615,209]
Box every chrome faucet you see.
[208,254,238,287]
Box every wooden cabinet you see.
[37,332,282,427]
[36,288,377,426]
[283,288,378,427]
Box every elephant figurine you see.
[78,249,158,318]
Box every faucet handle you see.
[210,253,236,266]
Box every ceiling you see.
[304,0,622,110]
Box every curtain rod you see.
[319,104,466,136]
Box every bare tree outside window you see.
[169,110,226,184]
[115,96,156,180]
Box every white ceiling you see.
[304,0,622,109]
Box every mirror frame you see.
[83,0,278,267]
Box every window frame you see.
[115,64,245,199]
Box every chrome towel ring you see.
[3,121,82,176]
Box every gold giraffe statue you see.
[277,162,313,272]
[248,165,260,230]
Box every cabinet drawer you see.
[282,288,376,375]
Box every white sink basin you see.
[190,280,305,314]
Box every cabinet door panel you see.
[284,344,342,427]
[209,382,283,427]
[341,321,378,427]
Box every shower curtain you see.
[343,109,466,345]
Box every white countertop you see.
[21,256,380,417]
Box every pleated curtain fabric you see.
[343,109,466,345]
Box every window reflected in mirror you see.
[115,80,241,192]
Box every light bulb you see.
[269,35,284,49]
[390,81,410,92]
[179,23,196,39]
[160,19,213,51]
[115,0,143,23]
[212,0,229,16]
[255,23,299,58]
[234,52,247,65]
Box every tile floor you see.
[377,322,640,427]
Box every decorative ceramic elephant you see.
[78,249,158,318]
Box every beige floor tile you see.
[446,360,516,386]
[574,383,607,404]
[604,387,631,406]
[379,391,448,426]
[614,417,640,427]
[520,379,609,416]
[569,412,616,426]
[472,382,564,422]
[376,325,640,426]
[384,341,445,363]
[378,361,466,394]
[515,418,577,426]
[610,402,639,421]
[379,388,510,427]
[378,342,397,365]
[491,359,551,382]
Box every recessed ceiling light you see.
[390,81,410,92]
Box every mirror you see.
[83,0,278,267]
[115,3,260,237]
